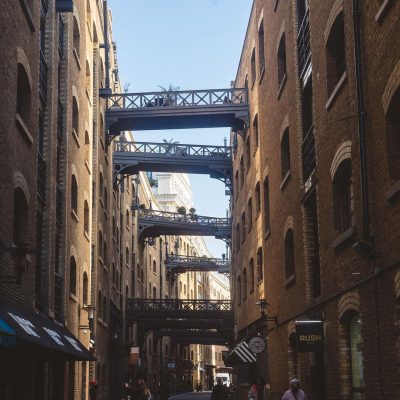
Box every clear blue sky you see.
[108,0,253,257]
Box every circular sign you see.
[248,336,265,354]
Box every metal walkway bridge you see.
[136,208,231,242]
[166,255,230,274]
[114,140,232,188]
[106,88,249,137]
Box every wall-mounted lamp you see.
[79,305,96,331]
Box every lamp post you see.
[256,299,270,387]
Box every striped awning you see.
[224,341,256,366]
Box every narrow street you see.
[170,391,212,400]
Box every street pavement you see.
[169,391,212,400]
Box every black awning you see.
[224,341,256,366]
[0,301,95,361]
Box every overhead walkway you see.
[136,208,231,242]
[106,88,249,137]
[113,140,232,188]
[166,255,229,275]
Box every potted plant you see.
[162,138,179,155]
[159,84,180,107]
[189,207,198,221]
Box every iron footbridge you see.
[113,140,232,189]
[136,208,231,242]
[106,88,249,138]
[166,254,230,275]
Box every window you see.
[281,128,291,180]
[278,33,287,86]
[249,258,255,293]
[240,156,245,187]
[284,229,295,282]
[83,272,88,305]
[126,209,130,228]
[235,170,239,200]
[241,212,246,243]
[242,268,247,301]
[16,63,32,123]
[385,86,400,181]
[348,315,365,397]
[13,188,29,246]
[326,12,346,95]
[253,115,259,151]
[257,247,263,283]
[236,223,240,251]
[251,48,256,87]
[71,175,78,214]
[99,172,103,200]
[247,198,253,231]
[301,78,315,182]
[103,241,107,265]
[85,60,91,95]
[153,286,157,299]
[126,247,129,267]
[153,260,157,273]
[84,200,89,234]
[73,16,80,58]
[245,137,251,171]
[72,96,79,135]
[255,182,261,215]
[333,159,352,233]
[263,177,271,233]
[98,231,103,259]
[112,264,116,284]
[84,131,90,162]
[237,276,242,305]
[70,256,77,295]
[258,21,265,75]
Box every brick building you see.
[231,1,400,399]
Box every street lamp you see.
[256,299,269,317]
[80,305,96,332]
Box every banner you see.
[128,346,140,365]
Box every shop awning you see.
[224,341,256,366]
[0,318,17,347]
[0,301,95,361]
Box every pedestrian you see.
[282,379,307,400]
[211,378,228,400]
[134,377,151,400]
[248,376,266,400]
[89,380,97,400]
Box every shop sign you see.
[128,346,140,365]
[295,321,323,352]
[248,336,266,354]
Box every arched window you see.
[126,247,129,267]
[98,230,103,259]
[255,182,261,214]
[251,48,256,86]
[333,159,352,233]
[253,114,259,151]
[126,209,130,228]
[84,131,90,162]
[263,177,270,233]
[13,188,29,245]
[73,16,80,58]
[249,258,255,293]
[241,212,246,243]
[242,268,247,301]
[326,12,346,94]
[235,223,240,251]
[70,256,77,295]
[85,60,91,95]
[153,286,157,299]
[284,229,295,282]
[277,33,287,86]
[71,175,78,214]
[112,216,116,238]
[281,128,291,180]
[72,96,79,135]
[153,260,157,273]
[245,136,251,170]
[16,63,32,123]
[257,247,263,283]
[288,332,299,378]
[84,200,89,234]
[385,86,400,181]
[247,198,253,231]
[239,156,245,188]
[82,272,88,305]
[258,21,265,74]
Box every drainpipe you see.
[100,0,111,97]
[352,0,370,240]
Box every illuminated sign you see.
[295,321,323,352]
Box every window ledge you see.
[332,226,355,250]
[72,129,80,147]
[265,228,271,240]
[259,67,265,85]
[375,0,394,23]
[19,0,36,32]
[73,48,81,70]
[285,274,296,287]
[71,209,79,223]
[85,160,91,175]
[84,231,90,242]
[69,293,78,303]
[16,113,33,145]
[280,170,291,191]
[325,71,347,110]
[386,180,400,203]
[277,74,287,100]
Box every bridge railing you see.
[126,298,232,312]
[167,255,229,267]
[137,209,231,228]
[115,140,232,158]
[108,88,248,110]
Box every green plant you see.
[159,84,180,106]
[162,138,179,155]
[176,206,186,215]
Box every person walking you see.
[282,379,307,400]
[89,380,97,400]
[248,376,266,400]
[211,378,228,400]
